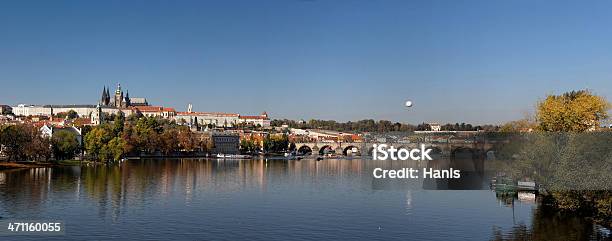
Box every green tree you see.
[66,110,78,119]
[0,125,31,161]
[84,124,113,160]
[105,137,126,161]
[113,112,125,135]
[51,131,79,160]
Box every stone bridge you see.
[295,139,503,157]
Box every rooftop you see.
[239,115,268,120]
[177,112,239,117]
[134,106,176,112]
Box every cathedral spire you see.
[106,87,111,105]
[101,86,109,106]
[125,90,131,106]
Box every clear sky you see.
[2,0,612,124]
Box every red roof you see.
[135,106,176,113]
[176,112,239,117]
[239,115,268,120]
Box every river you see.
[0,158,609,240]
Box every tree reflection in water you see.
[491,195,612,241]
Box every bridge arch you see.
[319,145,335,155]
[297,145,313,155]
[451,146,476,157]
[428,146,443,155]
[343,145,360,156]
[366,146,375,156]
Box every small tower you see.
[187,103,193,113]
[92,104,104,125]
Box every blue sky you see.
[1,0,612,124]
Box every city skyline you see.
[2,1,612,124]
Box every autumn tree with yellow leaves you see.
[536,90,610,132]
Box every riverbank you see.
[0,162,52,170]
[0,160,94,170]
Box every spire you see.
[104,86,110,105]
[101,86,107,104]
[125,90,131,106]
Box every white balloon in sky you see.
[405,100,413,107]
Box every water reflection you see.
[491,206,611,241]
[0,158,607,240]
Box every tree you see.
[201,137,214,153]
[240,139,258,154]
[52,131,79,160]
[84,124,113,160]
[0,125,31,161]
[105,137,126,161]
[501,90,612,227]
[0,124,54,162]
[113,112,125,135]
[66,110,78,119]
[537,90,610,132]
[177,126,197,151]
[159,128,179,154]
[263,134,289,153]
[26,131,52,161]
[500,119,536,133]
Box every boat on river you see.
[491,175,538,194]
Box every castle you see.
[100,83,148,108]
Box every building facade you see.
[11,104,53,116]
[212,132,240,154]
[175,109,270,128]
[133,106,176,118]
[175,112,240,127]
[238,112,270,127]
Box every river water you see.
[0,158,609,240]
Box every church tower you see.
[114,83,124,108]
[92,104,104,125]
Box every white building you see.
[11,104,135,122]
[12,104,53,116]
[48,105,97,117]
[238,112,270,127]
[175,111,240,127]
[429,123,442,132]
[134,106,176,118]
